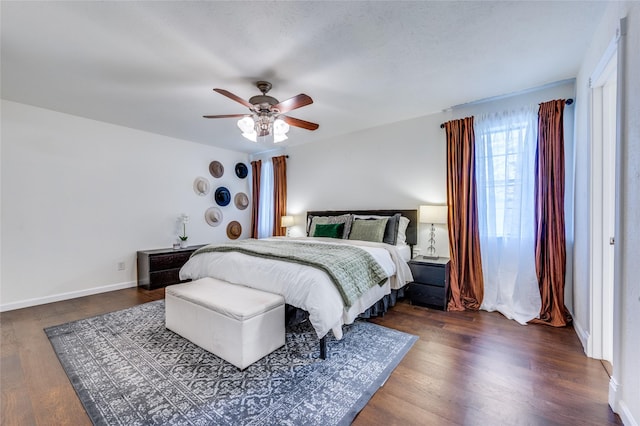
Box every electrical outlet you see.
[117,261,126,271]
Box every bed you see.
[179,209,417,355]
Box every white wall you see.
[574,2,640,424]
[285,110,448,256]
[1,100,250,310]
[285,82,574,270]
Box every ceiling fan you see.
[203,81,319,143]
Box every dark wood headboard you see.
[306,209,418,246]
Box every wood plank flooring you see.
[1,288,621,425]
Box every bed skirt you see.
[358,287,405,318]
[284,288,405,327]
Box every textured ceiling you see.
[1,1,606,154]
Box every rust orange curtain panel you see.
[533,100,572,327]
[272,155,287,237]
[250,160,261,239]
[445,117,484,311]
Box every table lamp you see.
[419,205,448,259]
[281,215,294,237]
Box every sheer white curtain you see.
[257,159,274,238]
[475,106,541,324]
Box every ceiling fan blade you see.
[281,115,319,131]
[213,88,254,109]
[203,114,250,119]
[272,94,313,114]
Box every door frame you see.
[587,36,618,361]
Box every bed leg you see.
[320,336,327,359]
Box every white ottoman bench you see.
[165,277,285,370]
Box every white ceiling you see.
[1,1,605,154]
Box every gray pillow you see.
[383,213,401,245]
[308,214,353,239]
[353,213,401,245]
[348,218,389,243]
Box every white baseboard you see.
[609,376,620,409]
[0,280,137,312]
[572,317,590,355]
[610,377,639,426]
[619,400,638,426]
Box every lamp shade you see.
[237,117,257,142]
[280,215,294,228]
[419,205,448,224]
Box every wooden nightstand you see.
[137,245,205,290]
[406,257,450,310]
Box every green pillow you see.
[313,223,345,239]
[348,218,389,242]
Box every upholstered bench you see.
[165,277,285,370]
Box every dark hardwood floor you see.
[1,288,621,425]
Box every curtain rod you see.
[439,98,574,128]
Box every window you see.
[474,106,541,324]
[257,159,274,238]
[475,122,532,237]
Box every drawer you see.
[406,282,446,309]
[149,251,193,271]
[148,269,186,289]
[408,263,446,287]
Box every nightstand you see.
[406,257,450,310]
[137,245,205,290]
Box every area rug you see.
[45,300,417,425]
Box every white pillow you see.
[396,216,410,246]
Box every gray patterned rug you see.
[45,300,417,425]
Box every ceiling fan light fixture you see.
[256,113,273,135]
[237,115,290,143]
[241,132,258,142]
[237,116,255,134]
[209,82,316,144]
[274,133,288,143]
[274,118,290,134]
[273,118,290,143]
[237,117,258,142]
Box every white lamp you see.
[419,205,448,259]
[281,215,294,237]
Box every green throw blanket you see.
[192,239,388,307]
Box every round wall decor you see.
[214,187,231,206]
[204,207,223,227]
[235,162,248,179]
[226,221,242,239]
[193,177,210,196]
[234,192,249,210]
[209,161,224,178]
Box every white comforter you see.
[179,237,412,339]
